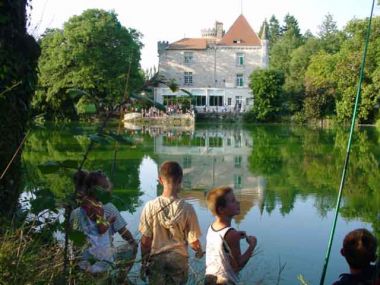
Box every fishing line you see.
[319,0,376,284]
[0,130,30,180]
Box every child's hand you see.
[195,249,205,259]
[246,236,257,249]
[238,231,247,239]
[108,215,116,224]
[140,265,147,281]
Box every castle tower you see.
[157,41,169,55]
[215,21,224,39]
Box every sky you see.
[29,0,380,70]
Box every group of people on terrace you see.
[138,104,194,118]
[70,161,379,285]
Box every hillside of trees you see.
[247,14,380,125]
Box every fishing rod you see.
[0,130,30,180]
[319,0,376,284]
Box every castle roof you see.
[219,14,261,46]
[168,38,208,50]
[166,14,261,50]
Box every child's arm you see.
[140,234,152,281]
[190,239,204,258]
[140,234,152,263]
[225,230,257,273]
[119,227,138,248]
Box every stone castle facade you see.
[154,15,268,113]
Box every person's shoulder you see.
[331,279,344,285]
[141,198,158,211]
[224,227,240,239]
[332,273,355,285]
[71,207,80,214]
[181,199,195,209]
[104,202,119,212]
[70,207,81,220]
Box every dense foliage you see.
[248,12,380,124]
[247,69,284,121]
[0,0,39,216]
[33,9,144,119]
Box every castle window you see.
[233,39,241,44]
[234,174,242,189]
[195,96,206,106]
[184,52,193,64]
[236,53,244,66]
[184,72,193,85]
[234,156,242,168]
[163,95,175,105]
[183,156,192,168]
[209,137,223,147]
[227,98,232,105]
[209,96,223,106]
[236,74,244,87]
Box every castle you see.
[154,14,269,113]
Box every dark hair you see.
[342,228,377,269]
[73,170,88,193]
[84,171,110,197]
[159,161,183,183]
[73,170,110,197]
[206,186,233,216]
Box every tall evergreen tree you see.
[270,16,303,74]
[282,14,302,40]
[318,13,344,53]
[268,15,281,45]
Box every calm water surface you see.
[22,122,380,285]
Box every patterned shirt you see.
[70,202,127,235]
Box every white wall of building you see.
[155,40,268,112]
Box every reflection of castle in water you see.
[154,127,266,222]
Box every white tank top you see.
[205,225,239,284]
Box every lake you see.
[22,122,380,285]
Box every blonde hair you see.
[206,186,233,216]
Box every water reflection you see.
[152,127,266,224]
[21,123,380,285]
[22,123,149,213]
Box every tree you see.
[248,69,285,121]
[33,9,144,119]
[270,14,303,75]
[285,37,322,112]
[0,0,40,216]
[333,17,380,123]
[303,51,337,120]
[318,13,345,53]
[282,14,302,39]
[268,15,281,46]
